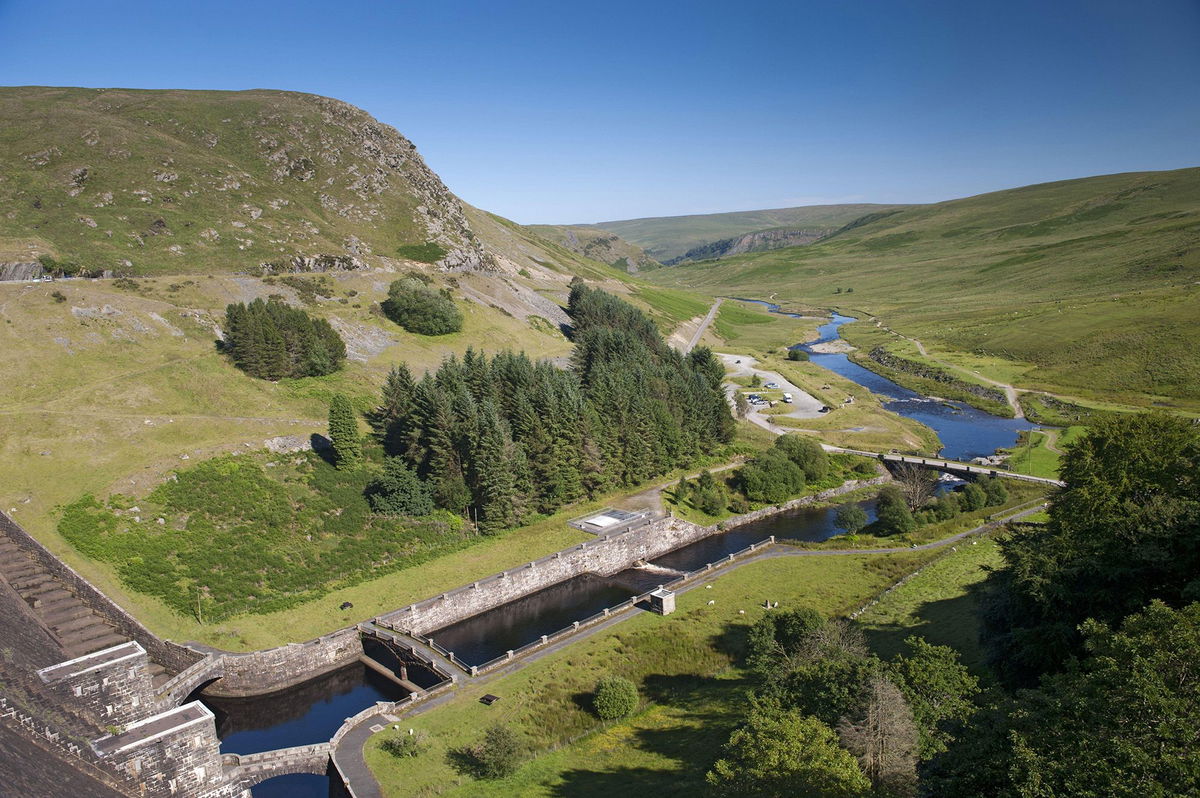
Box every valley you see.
[0,76,1195,798]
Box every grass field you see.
[855,535,1004,674]
[1004,426,1085,479]
[644,167,1200,410]
[703,299,823,357]
[365,550,935,797]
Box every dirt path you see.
[881,326,1025,419]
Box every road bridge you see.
[826,446,1065,487]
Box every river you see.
[731,300,1037,461]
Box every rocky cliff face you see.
[0,87,497,275]
[666,227,832,264]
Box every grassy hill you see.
[585,203,909,262]
[525,224,661,273]
[0,86,641,279]
[645,167,1200,408]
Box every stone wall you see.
[0,512,202,673]
[386,476,889,636]
[385,516,708,635]
[198,627,363,698]
[39,642,161,727]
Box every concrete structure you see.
[647,588,675,615]
[828,447,1065,487]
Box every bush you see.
[876,485,916,535]
[740,449,805,504]
[787,348,809,361]
[381,732,427,758]
[395,242,449,263]
[593,675,639,720]
[381,277,463,335]
[835,504,868,534]
[475,724,522,779]
[775,434,829,481]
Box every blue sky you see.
[1,0,1197,223]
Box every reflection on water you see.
[430,498,878,666]
[430,573,634,666]
[252,773,334,798]
[202,664,406,755]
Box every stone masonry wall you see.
[39,642,161,727]
[391,476,890,636]
[393,516,708,635]
[0,512,202,673]
[198,627,363,698]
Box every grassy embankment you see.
[1003,426,1085,480]
[643,167,1200,414]
[365,549,937,797]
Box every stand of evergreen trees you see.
[223,298,346,379]
[373,283,734,533]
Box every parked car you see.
[782,393,793,403]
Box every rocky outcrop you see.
[0,261,43,281]
[256,254,367,274]
[666,227,832,264]
[867,346,1008,405]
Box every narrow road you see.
[684,298,723,353]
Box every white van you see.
[782,392,793,403]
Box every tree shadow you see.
[310,433,335,466]
[861,577,993,671]
[445,745,485,779]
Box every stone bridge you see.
[223,743,332,787]
[156,653,228,705]
[828,447,1065,487]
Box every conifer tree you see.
[328,393,362,469]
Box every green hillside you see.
[645,167,1200,408]
[0,86,557,275]
[585,203,909,262]
[525,224,660,272]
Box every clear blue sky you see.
[2,0,1197,223]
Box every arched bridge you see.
[223,743,332,787]
[827,447,1065,487]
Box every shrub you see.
[835,504,868,534]
[395,242,449,263]
[775,434,828,481]
[876,485,916,535]
[475,724,522,779]
[740,449,805,504]
[381,732,427,758]
[381,277,463,335]
[593,675,639,720]
[787,348,809,361]
[51,290,66,303]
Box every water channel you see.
[214,302,1032,796]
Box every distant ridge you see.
[582,203,912,262]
